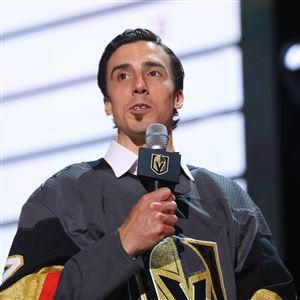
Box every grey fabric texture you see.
[7,159,295,299]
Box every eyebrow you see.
[110,61,167,78]
[143,61,166,70]
[110,63,130,78]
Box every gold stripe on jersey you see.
[0,265,63,300]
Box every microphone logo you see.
[150,154,169,175]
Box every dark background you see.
[276,1,300,294]
[242,1,300,293]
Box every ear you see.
[173,90,184,110]
[104,97,112,116]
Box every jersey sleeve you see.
[0,166,143,299]
[0,209,78,299]
[228,180,297,299]
[192,167,297,300]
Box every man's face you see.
[104,41,184,142]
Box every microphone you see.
[138,124,182,270]
[145,123,169,150]
[145,123,169,190]
[137,123,181,192]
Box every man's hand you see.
[118,187,177,257]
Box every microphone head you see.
[145,123,169,150]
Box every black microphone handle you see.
[145,178,174,193]
[145,179,159,192]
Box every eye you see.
[149,70,161,77]
[117,73,129,80]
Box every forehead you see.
[107,41,171,70]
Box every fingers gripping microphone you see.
[137,123,181,192]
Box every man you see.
[0,29,297,299]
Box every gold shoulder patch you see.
[250,289,283,300]
[0,265,63,300]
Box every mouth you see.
[129,103,152,114]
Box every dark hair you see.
[97,28,185,128]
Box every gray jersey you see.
[0,159,296,299]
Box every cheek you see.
[152,82,174,97]
[110,103,122,116]
[107,84,120,99]
[162,78,176,90]
[107,79,125,95]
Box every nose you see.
[132,75,148,95]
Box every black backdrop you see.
[242,0,300,293]
[275,0,300,294]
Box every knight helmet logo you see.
[151,154,169,175]
[148,237,227,300]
